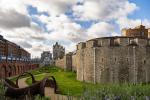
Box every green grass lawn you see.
[26,66,150,99]
[1,66,150,99]
[10,69,42,82]
[26,66,95,96]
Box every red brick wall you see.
[0,61,39,79]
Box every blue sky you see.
[0,0,150,57]
[27,0,150,35]
[129,0,150,19]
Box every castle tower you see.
[121,25,148,38]
[53,42,65,60]
[41,51,52,66]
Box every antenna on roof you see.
[141,19,142,25]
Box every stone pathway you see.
[18,73,46,88]
[18,73,77,100]
[18,78,28,88]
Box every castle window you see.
[129,39,137,46]
[114,39,120,46]
[98,41,102,47]
[110,39,114,46]
[94,40,98,47]
[144,60,146,64]
[127,58,128,62]
[102,58,104,62]
[141,32,145,36]
[115,58,117,62]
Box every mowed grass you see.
[26,66,150,98]
[26,66,94,96]
[10,69,42,82]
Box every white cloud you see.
[0,12,84,57]
[25,0,76,16]
[0,0,76,16]
[0,0,149,58]
[36,14,85,42]
[0,10,30,29]
[117,17,150,29]
[86,22,115,39]
[0,22,47,57]
[0,0,28,14]
[73,0,138,21]
[111,32,121,36]
[17,41,32,48]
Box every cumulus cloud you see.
[0,22,46,57]
[25,0,76,16]
[86,22,115,39]
[0,0,28,14]
[0,10,30,29]
[0,0,149,57]
[30,35,47,41]
[17,41,32,48]
[67,32,86,42]
[36,14,86,42]
[73,0,138,21]
[117,17,150,29]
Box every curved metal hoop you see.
[3,72,58,98]
[16,72,36,87]
[40,76,58,96]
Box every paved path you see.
[18,78,28,88]
[18,73,46,88]
[18,73,77,100]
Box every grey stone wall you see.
[55,58,65,69]
[55,37,150,84]
[53,42,65,60]
[76,37,150,84]
[72,54,77,72]
[55,52,73,71]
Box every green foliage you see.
[26,66,86,96]
[26,66,150,99]
[80,84,150,100]
[39,66,62,73]
[10,69,42,82]
[0,80,6,100]
[2,66,150,99]
[34,95,50,100]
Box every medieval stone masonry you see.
[53,42,65,60]
[55,52,73,71]
[55,25,150,84]
[41,51,53,66]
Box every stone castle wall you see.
[72,54,77,72]
[76,37,150,83]
[55,37,150,84]
[55,53,73,71]
[55,58,65,69]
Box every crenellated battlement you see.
[77,37,150,50]
[60,25,150,84]
[76,36,150,84]
[77,42,86,50]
